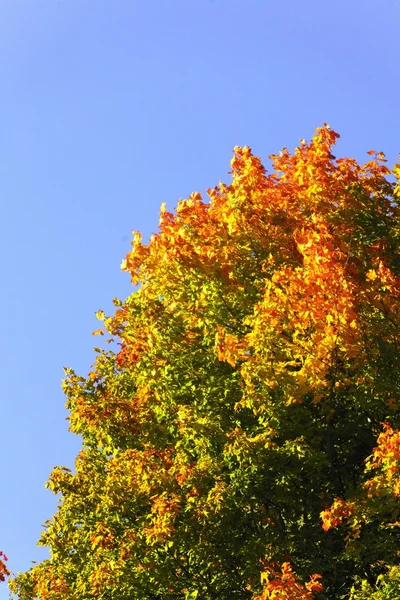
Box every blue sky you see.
[0,0,399,595]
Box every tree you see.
[9,126,400,600]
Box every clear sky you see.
[0,0,399,595]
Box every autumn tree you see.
[9,126,400,600]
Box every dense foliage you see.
[10,127,400,599]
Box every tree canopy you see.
[9,126,400,599]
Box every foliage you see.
[9,126,400,599]
[0,551,10,583]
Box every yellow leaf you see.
[260,572,269,584]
